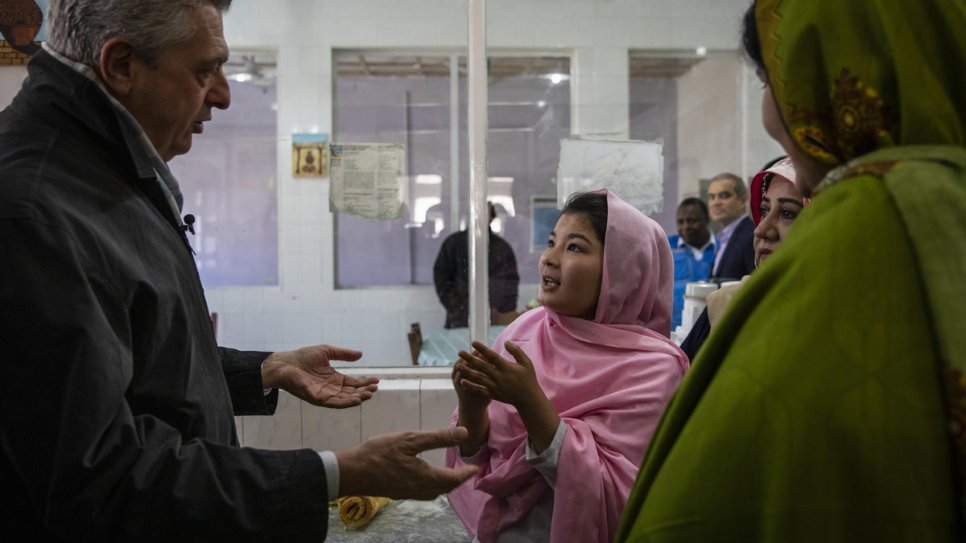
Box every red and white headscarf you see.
[749,156,809,225]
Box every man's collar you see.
[42,44,184,215]
[718,213,749,237]
[676,233,716,252]
[42,44,164,177]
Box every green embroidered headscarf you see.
[758,0,966,527]
[615,2,966,541]
[756,0,966,163]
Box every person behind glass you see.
[445,189,688,543]
[433,201,521,328]
[616,0,966,540]
[707,172,756,281]
[0,1,477,540]
[679,156,804,361]
[668,197,716,329]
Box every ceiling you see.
[334,52,703,79]
[335,54,571,79]
[629,55,704,78]
[223,50,705,84]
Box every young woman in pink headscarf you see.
[445,189,688,543]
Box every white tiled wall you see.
[0,0,779,460]
[202,0,772,368]
[241,369,458,466]
[0,64,27,101]
[419,379,462,466]
[0,2,771,366]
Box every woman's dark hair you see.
[741,2,765,71]
[761,155,786,170]
[759,155,788,195]
[760,173,775,196]
[561,191,608,245]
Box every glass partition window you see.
[629,50,744,234]
[332,52,571,289]
[171,50,279,287]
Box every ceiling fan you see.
[224,54,276,89]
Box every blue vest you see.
[668,234,716,328]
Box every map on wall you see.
[556,137,664,215]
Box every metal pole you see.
[467,0,488,343]
[449,53,460,235]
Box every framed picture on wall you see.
[0,0,45,64]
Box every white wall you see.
[0,0,779,459]
[205,0,767,367]
[0,1,767,366]
[0,64,26,103]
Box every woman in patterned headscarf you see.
[616,0,966,541]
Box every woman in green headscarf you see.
[616,0,966,541]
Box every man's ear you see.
[98,36,139,97]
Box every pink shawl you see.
[446,189,688,542]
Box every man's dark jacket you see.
[711,215,756,281]
[0,51,327,542]
[433,229,519,328]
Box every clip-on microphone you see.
[183,214,196,235]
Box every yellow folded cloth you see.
[337,496,392,529]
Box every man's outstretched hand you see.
[261,344,379,408]
[336,426,478,500]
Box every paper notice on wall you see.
[556,137,664,215]
[329,143,406,220]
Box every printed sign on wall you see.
[328,143,406,220]
[557,137,664,215]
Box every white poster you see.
[329,143,406,220]
[556,137,664,215]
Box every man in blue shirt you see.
[668,197,716,329]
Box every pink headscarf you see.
[446,189,688,543]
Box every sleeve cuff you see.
[318,450,340,499]
[526,420,567,487]
[219,347,277,416]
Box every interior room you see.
[0,0,778,475]
[6,0,964,539]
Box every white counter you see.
[326,496,470,542]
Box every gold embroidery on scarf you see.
[792,126,837,162]
[787,69,894,164]
[814,160,899,196]
[943,364,966,521]
[828,69,894,159]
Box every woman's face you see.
[753,176,804,266]
[538,212,604,319]
[760,74,831,197]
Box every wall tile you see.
[234,416,245,445]
[201,0,762,368]
[360,379,422,440]
[419,379,458,466]
[242,390,302,450]
[302,402,362,452]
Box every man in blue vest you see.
[668,197,716,329]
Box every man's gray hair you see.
[709,172,748,200]
[46,0,232,69]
